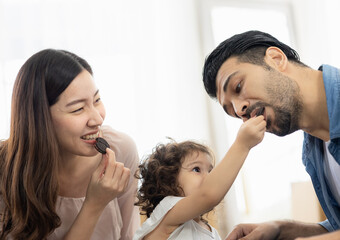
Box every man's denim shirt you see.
[302,64,340,231]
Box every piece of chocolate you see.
[95,137,110,154]
[256,107,265,117]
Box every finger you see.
[247,116,264,126]
[239,230,259,240]
[121,168,131,191]
[224,230,241,240]
[111,162,125,183]
[251,116,266,128]
[93,155,108,179]
[254,115,265,122]
[106,148,116,163]
[103,149,117,180]
[258,120,267,130]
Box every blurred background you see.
[0,0,338,237]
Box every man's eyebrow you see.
[65,89,99,107]
[222,71,239,93]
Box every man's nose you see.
[232,100,249,121]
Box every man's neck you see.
[298,68,330,141]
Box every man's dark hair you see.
[202,30,304,98]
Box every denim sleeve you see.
[319,219,333,232]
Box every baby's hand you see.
[235,116,266,150]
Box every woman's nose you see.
[87,107,104,127]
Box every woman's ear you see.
[264,47,288,71]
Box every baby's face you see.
[177,151,213,197]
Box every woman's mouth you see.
[81,131,100,140]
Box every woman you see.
[0,49,140,239]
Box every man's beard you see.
[246,68,303,136]
[268,104,299,136]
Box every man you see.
[202,30,340,240]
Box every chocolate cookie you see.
[95,137,110,154]
[256,107,265,117]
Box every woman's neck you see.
[58,153,101,198]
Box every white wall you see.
[0,0,212,158]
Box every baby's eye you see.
[192,167,200,173]
[95,97,101,103]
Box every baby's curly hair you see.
[134,139,214,218]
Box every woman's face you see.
[50,70,106,158]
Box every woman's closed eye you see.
[71,107,83,113]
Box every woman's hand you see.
[85,148,131,212]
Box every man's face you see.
[215,57,302,136]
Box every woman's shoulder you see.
[101,125,139,163]
[101,125,136,147]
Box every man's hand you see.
[225,222,279,240]
[225,220,329,240]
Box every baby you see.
[134,116,266,239]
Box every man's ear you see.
[264,47,288,71]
